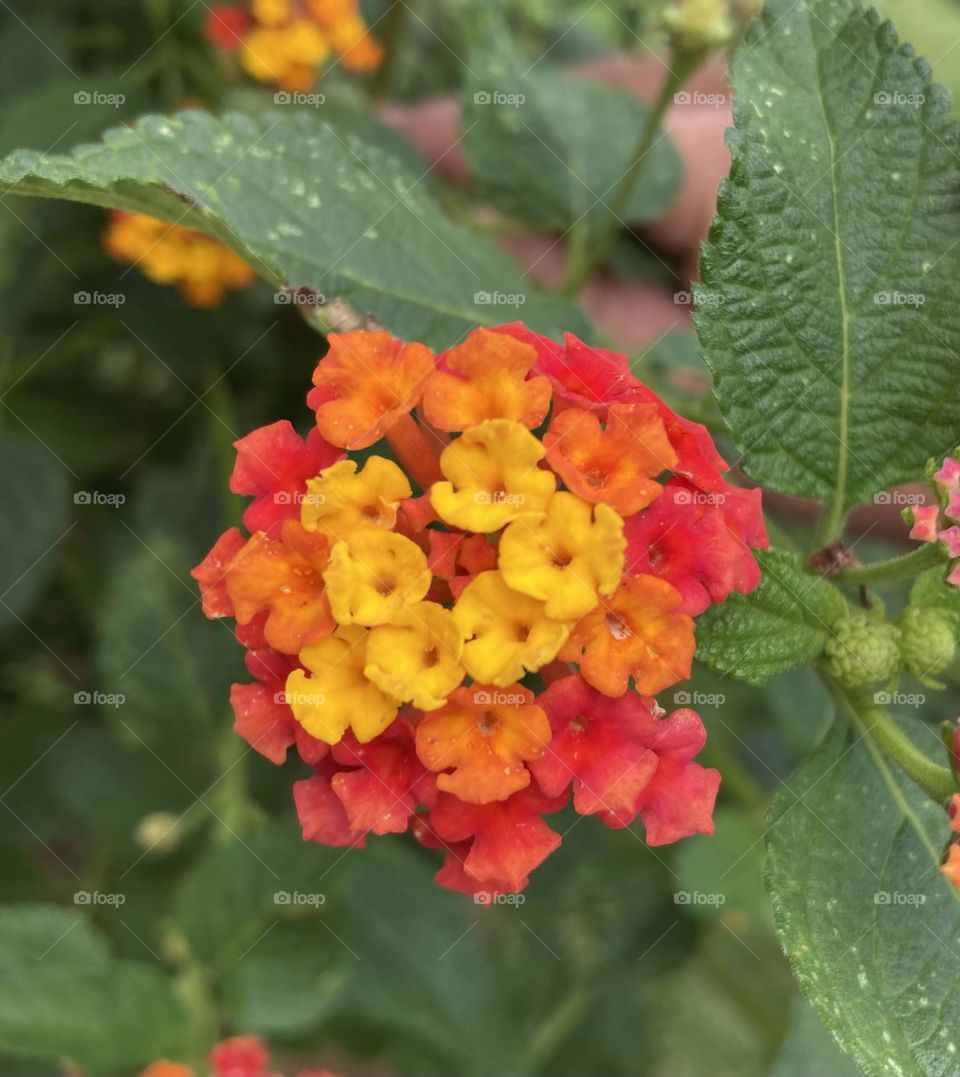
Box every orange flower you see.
[327,13,383,71]
[102,211,254,308]
[561,575,694,696]
[307,331,435,449]
[544,402,677,516]
[422,328,552,432]
[416,685,551,803]
[141,1065,194,1077]
[225,519,334,654]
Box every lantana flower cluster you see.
[142,1034,332,1077]
[193,324,768,895]
[206,0,382,92]
[103,210,256,308]
[907,450,960,588]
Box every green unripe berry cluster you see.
[898,606,956,686]
[825,613,902,688]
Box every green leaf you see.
[770,998,862,1077]
[0,905,187,1074]
[697,0,960,511]
[767,717,960,1077]
[911,566,960,625]
[0,109,588,347]
[173,817,347,972]
[0,432,68,630]
[463,35,682,236]
[696,549,847,685]
[98,540,240,785]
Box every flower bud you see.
[661,0,733,52]
[824,612,902,687]
[899,606,956,687]
[135,812,183,856]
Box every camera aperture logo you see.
[674,890,726,906]
[874,891,926,906]
[473,689,525,706]
[74,290,125,307]
[74,890,125,906]
[274,890,326,906]
[274,91,326,107]
[74,490,126,508]
[474,891,525,906]
[74,690,125,708]
[74,90,125,108]
[474,490,525,506]
[474,290,526,307]
[473,90,525,108]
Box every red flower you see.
[601,706,720,844]
[427,784,566,893]
[329,718,434,835]
[294,762,365,849]
[191,527,246,618]
[529,675,660,817]
[230,648,328,766]
[625,478,767,615]
[295,719,433,845]
[627,383,729,492]
[495,325,636,412]
[231,420,342,539]
[204,5,249,53]
[209,1036,269,1077]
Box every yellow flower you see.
[287,625,398,744]
[498,491,626,620]
[323,529,430,626]
[430,419,555,532]
[365,602,465,710]
[301,456,411,540]
[241,27,289,83]
[251,0,291,27]
[453,571,570,686]
[284,18,331,65]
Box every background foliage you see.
[3,0,960,1074]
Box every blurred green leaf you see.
[0,109,589,347]
[674,807,771,928]
[97,539,240,784]
[769,997,862,1077]
[0,431,68,630]
[767,718,960,1077]
[696,549,847,685]
[0,904,187,1074]
[463,34,682,234]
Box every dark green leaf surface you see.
[770,997,862,1077]
[696,549,847,685]
[697,0,960,510]
[0,110,588,347]
[0,905,187,1074]
[0,432,68,629]
[767,718,960,1077]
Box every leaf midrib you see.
[811,9,852,528]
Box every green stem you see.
[561,48,704,298]
[834,542,946,586]
[812,500,845,549]
[370,0,415,99]
[825,675,956,804]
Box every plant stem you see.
[834,542,946,586]
[825,676,956,804]
[371,0,415,99]
[561,49,704,298]
[385,411,443,490]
